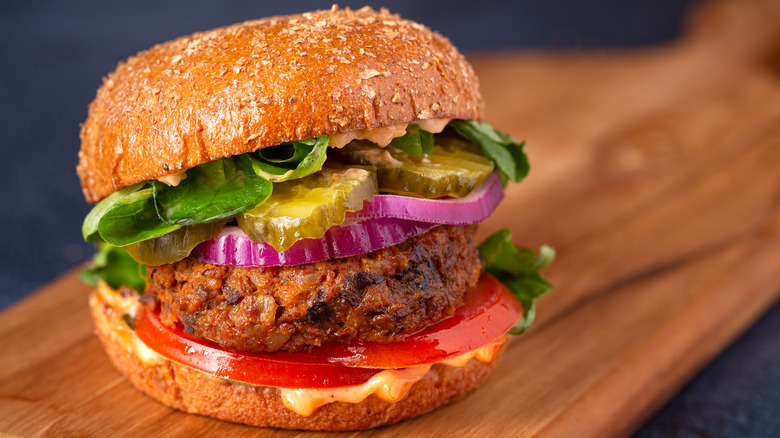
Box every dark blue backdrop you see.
[2,1,778,437]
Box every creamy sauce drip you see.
[279,335,507,416]
[328,118,452,148]
[94,282,163,366]
[156,172,186,186]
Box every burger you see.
[77,6,553,431]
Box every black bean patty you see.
[144,225,482,353]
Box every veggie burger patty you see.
[146,225,481,353]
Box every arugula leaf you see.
[97,186,181,246]
[249,135,329,182]
[479,229,555,334]
[390,124,434,157]
[82,183,144,242]
[450,120,529,184]
[80,243,146,293]
[153,155,272,226]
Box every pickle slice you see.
[331,139,494,198]
[124,220,226,266]
[237,167,378,251]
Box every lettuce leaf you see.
[390,124,434,157]
[82,183,144,242]
[450,120,530,185]
[97,186,181,246]
[478,229,555,334]
[80,243,146,293]
[249,135,329,182]
[153,155,272,226]
[81,137,331,247]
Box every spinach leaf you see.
[82,183,144,242]
[153,155,273,226]
[81,135,324,247]
[80,243,146,293]
[390,124,434,157]
[450,120,529,184]
[97,186,180,246]
[249,135,329,182]
[479,229,555,334]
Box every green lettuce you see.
[82,138,328,247]
[249,135,329,182]
[450,120,530,185]
[479,229,555,334]
[390,124,434,157]
[82,183,144,242]
[97,185,181,246]
[152,155,272,226]
[80,243,146,293]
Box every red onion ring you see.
[190,219,439,267]
[348,172,504,223]
[190,172,503,267]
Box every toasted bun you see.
[77,6,484,203]
[90,288,498,430]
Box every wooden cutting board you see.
[2,0,779,436]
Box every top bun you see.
[77,6,484,203]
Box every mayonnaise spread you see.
[328,118,451,148]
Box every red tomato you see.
[134,273,521,389]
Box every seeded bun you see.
[89,288,498,431]
[77,6,483,203]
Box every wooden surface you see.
[2,0,780,436]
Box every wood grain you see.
[2,0,780,436]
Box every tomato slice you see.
[134,305,382,389]
[318,274,522,368]
[134,273,521,389]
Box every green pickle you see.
[332,138,494,198]
[124,220,226,266]
[237,167,378,251]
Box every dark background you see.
[2,1,778,436]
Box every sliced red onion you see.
[190,172,503,267]
[190,219,440,267]
[347,172,504,224]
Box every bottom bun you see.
[89,288,500,431]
